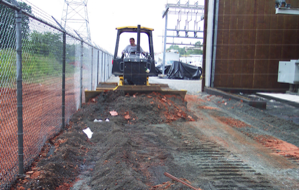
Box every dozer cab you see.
[85,25,186,102]
[112,25,156,85]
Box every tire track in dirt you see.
[187,94,299,189]
[72,116,277,190]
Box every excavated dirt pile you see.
[87,90,196,125]
[12,91,205,190]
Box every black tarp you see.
[155,64,171,74]
[167,61,202,80]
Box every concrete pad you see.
[257,93,299,107]
[105,75,119,83]
[149,77,202,94]
[205,87,267,109]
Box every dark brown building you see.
[204,0,299,91]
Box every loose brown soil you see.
[216,117,251,128]
[0,78,77,189]
[9,91,299,190]
[254,135,299,159]
[11,91,201,190]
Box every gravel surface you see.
[197,92,299,147]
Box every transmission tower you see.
[61,0,91,42]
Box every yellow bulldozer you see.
[85,25,186,102]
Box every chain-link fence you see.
[0,1,113,189]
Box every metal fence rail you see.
[0,1,113,189]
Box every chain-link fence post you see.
[80,41,83,108]
[109,55,111,78]
[97,50,99,85]
[62,32,66,129]
[104,53,106,81]
[101,51,105,82]
[109,55,111,79]
[107,54,109,79]
[14,3,24,177]
[107,54,111,78]
[91,47,93,90]
[106,53,108,80]
[51,16,66,130]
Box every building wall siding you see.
[214,0,299,90]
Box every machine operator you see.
[122,38,145,55]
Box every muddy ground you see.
[11,90,299,190]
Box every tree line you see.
[0,0,78,63]
[166,41,203,56]
[0,0,31,48]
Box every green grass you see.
[0,49,76,85]
[0,49,17,85]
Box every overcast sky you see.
[23,0,205,54]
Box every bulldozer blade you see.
[85,83,187,103]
